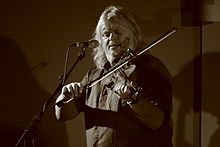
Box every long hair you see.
[92,5,146,69]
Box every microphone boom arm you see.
[15,42,90,147]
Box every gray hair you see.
[92,5,146,69]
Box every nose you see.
[109,32,118,41]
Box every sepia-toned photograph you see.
[1,0,220,147]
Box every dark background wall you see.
[0,0,219,147]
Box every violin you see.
[93,49,143,104]
[55,27,178,106]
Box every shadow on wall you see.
[0,36,68,147]
[202,52,220,147]
[173,52,220,147]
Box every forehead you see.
[101,17,129,31]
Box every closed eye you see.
[103,31,110,38]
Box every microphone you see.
[70,39,99,48]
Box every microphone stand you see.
[15,44,87,147]
[55,26,178,106]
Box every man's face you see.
[100,19,134,65]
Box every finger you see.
[113,83,121,97]
[73,83,79,97]
[115,83,122,95]
[78,83,83,93]
[62,87,70,97]
[62,86,68,93]
[124,86,131,95]
[119,84,125,95]
[119,84,129,98]
[120,86,129,99]
[121,84,130,94]
[68,84,75,97]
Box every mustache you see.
[109,37,130,48]
[118,37,130,48]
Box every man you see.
[55,5,173,147]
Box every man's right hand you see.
[62,82,83,99]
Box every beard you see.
[105,37,131,65]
